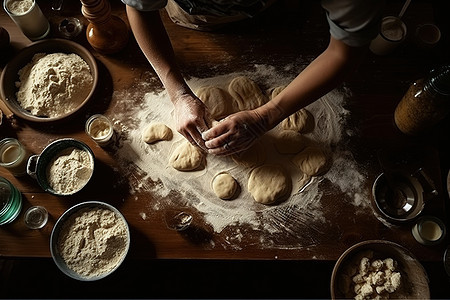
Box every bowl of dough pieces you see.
[50,201,130,281]
[331,240,429,299]
[0,38,98,122]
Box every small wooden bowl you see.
[0,38,98,122]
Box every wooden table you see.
[1,0,449,268]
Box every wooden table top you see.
[1,0,449,263]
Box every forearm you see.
[126,6,193,100]
[257,37,367,130]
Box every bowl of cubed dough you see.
[0,38,98,122]
[330,240,430,299]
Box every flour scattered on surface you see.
[113,64,371,249]
[16,53,93,118]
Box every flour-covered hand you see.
[173,93,211,150]
[202,110,267,156]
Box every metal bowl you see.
[50,201,130,281]
[0,38,98,122]
[27,138,95,196]
[372,171,425,223]
[331,240,430,299]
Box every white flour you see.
[112,64,372,249]
[16,53,93,118]
[58,207,128,278]
[47,147,93,195]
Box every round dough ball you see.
[281,108,314,133]
[142,122,173,144]
[274,130,308,154]
[228,76,267,112]
[211,172,238,200]
[248,164,291,205]
[169,141,204,171]
[196,86,233,119]
[292,146,331,176]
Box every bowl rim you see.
[330,239,429,299]
[50,201,130,281]
[0,38,98,122]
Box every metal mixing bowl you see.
[27,138,95,196]
[0,38,98,122]
[331,240,430,299]
[50,201,130,281]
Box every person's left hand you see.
[202,109,267,156]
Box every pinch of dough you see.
[248,164,291,205]
[232,141,266,168]
[169,141,204,171]
[281,108,314,133]
[228,76,267,112]
[142,122,173,144]
[196,86,233,119]
[211,172,238,200]
[292,146,330,176]
[274,130,308,154]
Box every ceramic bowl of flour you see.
[331,240,430,299]
[27,138,95,196]
[0,38,98,122]
[50,201,130,281]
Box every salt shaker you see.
[394,65,450,135]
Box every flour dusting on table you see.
[113,65,371,249]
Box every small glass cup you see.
[415,23,441,48]
[370,16,407,55]
[24,206,48,229]
[0,138,31,177]
[412,216,446,245]
[0,176,22,225]
[85,114,115,147]
[3,0,50,41]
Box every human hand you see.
[202,110,267,156]
[173,93,211,150]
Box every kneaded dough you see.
[196,86,233,119]
[232,141,266,168]
[228,76,267,112]
[169,141,204,171]
[142,122,173,144]
[292,146,331,176]
[211,172,239,200]
[270,85,287,99]
[281,108,314,133]
[274,130,309,154]
[248,164,291,205]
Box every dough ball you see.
[142,122,173,144]
[169,141,204,171]
[270,85,286,99]
[196,86,233,119]
[292,146,331,176]
[281,108,314,133]
[232,141,266,168]
[248,164,291,205]
[211,172,239,200]
[228,76,267,112]
[274,130,309,154]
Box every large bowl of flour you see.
[50,201,130,281]
[0,38,98,122]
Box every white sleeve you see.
[321,0,385,47]
[121,0,168,11]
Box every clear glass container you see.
[0,176,22,225]
[85,114,114,146]
[0,138,31,176]
[24,206,48,229]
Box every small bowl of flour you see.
[27,138,95,196]
[0,38,98,122]
[50,201,130,281]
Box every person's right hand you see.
[172,93,212,150]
